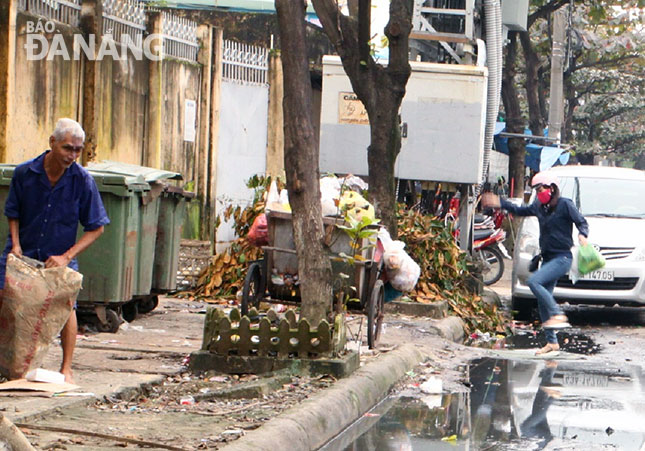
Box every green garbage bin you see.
[86,162,182,301]
[76,171,149,307]
[152,185,195,293]
[0,165,17,241]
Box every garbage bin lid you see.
[87,161,183,182]
[0,164,17,186]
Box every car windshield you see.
[559,176,645,218]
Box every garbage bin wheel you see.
[138,295,159,314]
[122,301,138,323]
[241,262,263,316]
[367,279,385,349]
[96,308,121,333]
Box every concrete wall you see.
[6,13,82,162]
[160,59,202,183]
[95,55,149,164]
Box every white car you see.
[511,165,645,319]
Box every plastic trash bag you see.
[378,228,421,292]
[248,213,269,246]
[339,191,375,222]
[578,244,605,275]
[0,254,83,379]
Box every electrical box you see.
[319,56,488,184]
[501,0,529,31]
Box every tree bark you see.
[501,32,526,195]
[519,31,544,137]
[312,0,412,236]
[275,0,333,325]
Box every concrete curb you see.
[384,300,448,318]
[427,316,466,343]
[221,343,428,451]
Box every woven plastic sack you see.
[0,254,83,379]
[577,244,605,275]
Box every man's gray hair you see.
[52,118,85,142]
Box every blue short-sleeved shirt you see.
[0,151,110,289]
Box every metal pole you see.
[547,7,567,143]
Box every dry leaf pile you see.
[396,207,509,334]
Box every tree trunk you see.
[519,31,544,137]
[501,32,526,196]
[312,0,412,236]
[275,0,333,325]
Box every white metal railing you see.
[18,0,82,27]
[102,0,147,46]
[162,12,199,62]
[222,40,269,85]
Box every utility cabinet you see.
[319,56,488,184]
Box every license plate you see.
[563,373,609,387]
[581,270,614,281]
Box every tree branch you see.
[527,0,569,28]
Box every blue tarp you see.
[493,122,569,171]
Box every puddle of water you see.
[469,329,602,355]
[323,357,645,450]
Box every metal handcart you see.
[241,210,385,349]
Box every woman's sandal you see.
[542,314,571,329]
[536,343,560,355]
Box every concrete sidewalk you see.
[2,297,467,449]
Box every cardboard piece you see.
[0,378,79,396]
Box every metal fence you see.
[222,40,269,85]
[102,0,146,47]
[162,12,199,62]
[17,0,82,27]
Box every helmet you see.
[531,172,560,189]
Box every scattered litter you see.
[420,377,442,394]
[180,396,195,405]
[441,434,457,442]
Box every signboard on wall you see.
[338,92,369,125]
[184,99,196,142]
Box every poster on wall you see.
[184,99,196,142]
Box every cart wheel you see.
[138,295,159,314]
[367,279,385,349]
[96,309,121,333]
[122,301,138,323]
[242,262,264,316]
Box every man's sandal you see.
[542,314,571,329]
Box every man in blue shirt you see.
[0,118,110,383]
[482,171,588,355]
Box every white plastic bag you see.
[320,176,341,217]
[568,246,581,284]
[379,228,421,292]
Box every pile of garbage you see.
[188,175,507,334]
[396,206,508,334]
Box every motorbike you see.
[445,205,509,286]
[472,214,507,285]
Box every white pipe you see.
[481,0,503,190]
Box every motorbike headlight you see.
[632,247,645,262]
[517,233,540,256]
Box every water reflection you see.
[323,358,645,450]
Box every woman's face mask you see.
[537,188,552,204]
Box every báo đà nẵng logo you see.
[24,20,163,61]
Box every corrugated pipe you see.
[480,0,503,192]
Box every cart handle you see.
[261,246,374,267]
